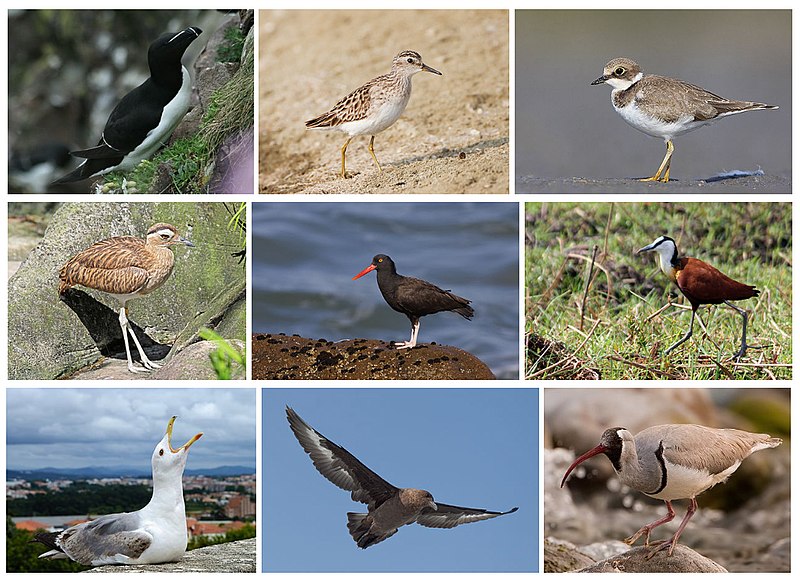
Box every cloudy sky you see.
[6,388,256,471]
[263,387,538,572]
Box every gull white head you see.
[637,235,678,277]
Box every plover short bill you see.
[306,50,442,179]
[591,57,778,182]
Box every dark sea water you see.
[252,202,519,379]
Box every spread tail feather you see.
[346,512,397,549]
[31,531,68,559]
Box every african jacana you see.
[637,235,759,358]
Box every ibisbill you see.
[637,235,760,358]
[561,424,781,559]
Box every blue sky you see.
[6,388,256,472]
[263,388,538,572]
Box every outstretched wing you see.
[416,503,518,529]
[286,406,399,510]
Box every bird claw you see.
[644,538,677,560]
[127,359,161,374]
[624,527,651,547]
[390,341,415,350]
[127,364,151,373]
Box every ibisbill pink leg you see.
[560,424,781,559]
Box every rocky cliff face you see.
[8,202,246,380]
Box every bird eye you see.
[614,67,625,76]
[378,258,383,262]
[407,58,413,64]
[159,448,164,456]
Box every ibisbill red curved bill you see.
[560,443,608,487]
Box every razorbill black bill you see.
[53,26,202,185]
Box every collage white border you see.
[1,0,796,578]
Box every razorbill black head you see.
[52,26,203,186]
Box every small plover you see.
[306,50,442,179]
[591,57,778,182]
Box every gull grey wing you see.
[286,406,398,509]
[416,503,519,529]
[56,512,153,566]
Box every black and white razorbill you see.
[53,26,203,184]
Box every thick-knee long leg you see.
[119,306,160,373]
[624,500,676,547]
[646,497,698,559]
[665,306,696,354]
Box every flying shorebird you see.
[637,235,760,358]
[352,254,474,349]
[59,223,194,373]
[33,417,202,565]
[561,424,781,558]
[591,57,778,182]
[306,50,442,179]
[286,406,517,548]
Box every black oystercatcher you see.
[352,254,474,349]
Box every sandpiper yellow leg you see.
[640,140,674,183]
[340,137,352,179]
[368,135,383,173]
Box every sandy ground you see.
[259,10,509,194]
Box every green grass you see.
[525,202,792,380]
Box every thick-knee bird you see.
[59,223,194,373]
[637,235,760,358]
[352,254,474,349]
[561,424,781,558]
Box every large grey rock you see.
[8,202,246,379]
[579,544,728,573]
[252,334,495,380]
[89,538,255,573]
